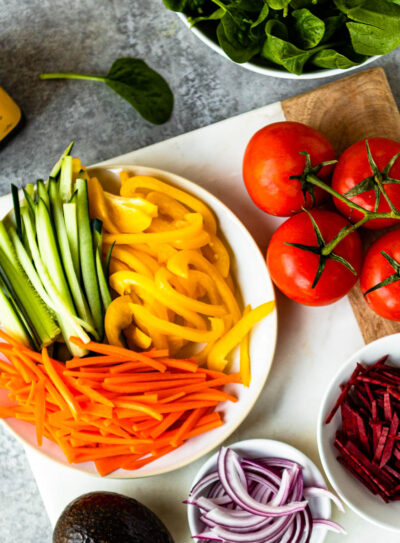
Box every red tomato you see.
[332,138,400,230]
[267,210,363,306]
[242,121,336,217]
[360,229,400,320]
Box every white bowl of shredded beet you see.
[318,333,400,532]
[187,438,345,543]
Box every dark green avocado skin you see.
[53,491,175,543]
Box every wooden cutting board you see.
[281,67,400,345]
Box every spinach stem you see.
[39,73,105,83]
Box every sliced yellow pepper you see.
[207,301,275,372]
[105,295,134,347]
[240,306,251,387]
[120,176,217,234]
[103,213,203,246]
[129,303,224,343]
[109,271,207,330]
[107,246,153,278]
[124,323,152,350]
[108,258,130,274]
[167,250,241,322]
[88,177,118,233]
[146,191,188,220]
[155,268,227,317]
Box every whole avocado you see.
[53,491,175,543]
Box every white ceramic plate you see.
[178,13,379,80]
[188,438,333,543]
[1,165,277,478]
[318,334,400,532]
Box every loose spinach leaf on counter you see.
[39,58,174,125]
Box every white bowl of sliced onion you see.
[186,439,345,543]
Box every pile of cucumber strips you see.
[0,143,113,358]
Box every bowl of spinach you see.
[163,0,400,79]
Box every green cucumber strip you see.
[49,181,95,330]
[23,187,36,217]
[24,184,35,199]
[105,241,115,280]
[0,243,59,348]
[95,246,112,312]
[50,141,74,179]
[59,155,74,203]
[91,220,112,312]
[63,202,80,281]
[37,179,50,210]
[8,226,55,311]
[0,278,33,347]
[76,178,104,338]
[21,207,89,356]
[0,221,16,259]
[35,197,75,313]
[11,184,22,241]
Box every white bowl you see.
[317,333,400,532]
[178,13,379,80]
[0,165,277,478]
[187,438,333,543]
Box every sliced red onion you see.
[313,519,347,534]
[304,486,345,512]
[189,447,344,543]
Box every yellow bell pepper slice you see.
[124,323,152,350]
[108,258,130,274]
[103,213,203,246]
[167,250,241,322]
[172,230,210,250]
[105,296,134,347]
[203,234,230,278]
[207,301,275,372]
[155,268,227,317]
[146,191,188,220]
[129,303,224,343]
[107,246,153,278]
[240,306,251,387]
[120,176,217,234]
[88,177,118,233]
[109,271,207,330]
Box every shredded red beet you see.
[326,356,400,502]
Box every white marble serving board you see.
[0,100,397,542]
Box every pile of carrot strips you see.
[0,331,241,476]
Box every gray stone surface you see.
[0,0,399,541]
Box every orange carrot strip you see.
[104,372,206,385]
[158,392,186,404]
[27,382,36,406]
[185,390,238,403]
[102,378,203,394]
[41,348,79,419]
[69,338,167,371]
[186,418,223,439]
[66,356,127,369]
[109,361,157,374]
[0,360,18,375]
[149,410,185,440]
[158,358,198,373]
[82,403,113,419]
[112,400,162,421]
[67,431,153,446]
[114,394,158,404]
[64,377,115,408]
[153,374,241,397]
[0,406,18,418]
[0,330,24,347]
[13,350,44,380]
[34,380,45,446]
[153,401,218,414]
[64,371,108,380]
[122,445,177,470]
[9,354,32,383]
[170,407,208,447]
[133,419,160,432]
[94,454,134,476]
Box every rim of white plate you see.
[177,13,380,80]
[1,164,278,479]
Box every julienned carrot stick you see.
[0,337,240,475]
[41,348,80,420]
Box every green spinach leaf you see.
[311,48,358,68]
[40,58,174,125]
[292,8,325,48]
[216,12,263,62]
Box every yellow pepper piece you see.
[107,246,153,278]
[203,234,230,278]
[105,296,134,347]
[108,257,130,274]
[172,230,210,250]
[124,323,152,350]
[146,191,188,220]
[120,176,217,234]
[240,306,251,387]
[119,170,130,186]
[167,250,241,322]
[88,177,118,233]
[207,301,275,372]
[109,271,207,330]
[103,213,203,246]
[129,303,224,343]
[155,268,227,317]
